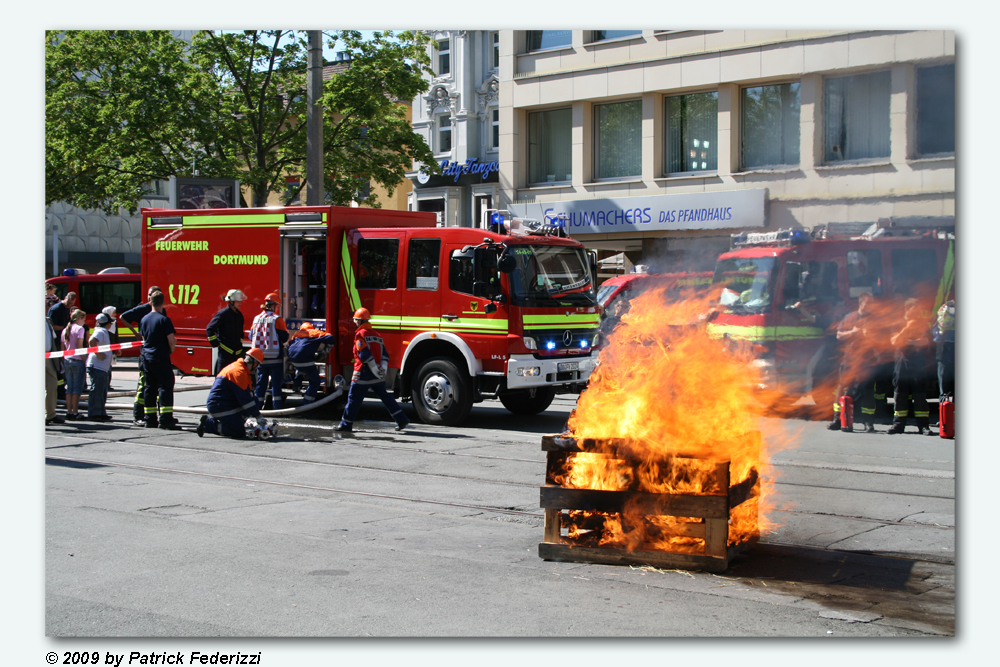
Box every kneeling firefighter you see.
[335,308,409,432]
[198,348,276,439]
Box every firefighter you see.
[207,289,247,375]
[933,300,955,399]
[888,298,934,435]
[830,292,878,433]
[197,348,265,439]
[122,285,163,425]
[287,323,336,405]
[335,308,409,432]
[249,292,288,410]
[138,290,179,429]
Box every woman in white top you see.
[86,312,114,421]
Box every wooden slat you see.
[703,518,728,558]
[544,508,562,543]
[538,542,729,573]
[541,434,717,462]
[539,485,728,519]
[728,467,760,508]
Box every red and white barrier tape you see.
[45,341,141,359]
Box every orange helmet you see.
[301,323,315,330]
[265,292,280,304]
[246,348,265,364]
[353,307,371,320]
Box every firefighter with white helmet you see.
[335,307,410,432]
[197,348,277,439]
[249,291,289,409]
[206,288,247,374]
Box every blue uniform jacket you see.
[288,334,336,365]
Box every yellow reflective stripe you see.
[182,214,285,226]
[341,234,362,313]
[219,342,236,354]
[524,314,600,327]
[706,324,825,341]
[371,316,509,332]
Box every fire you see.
[557,284,795,553]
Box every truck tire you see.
[498,386,556,415]
[411,357,474,426]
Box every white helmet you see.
[226,289,247,302]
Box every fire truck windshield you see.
[712,257,776,311]
[508,245,597,307]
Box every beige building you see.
[498,30,955,271]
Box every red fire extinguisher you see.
[939,396,954,439]
[839,395,854,431]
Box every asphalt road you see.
[42,360,955,644]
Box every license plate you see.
[558,362,579,372]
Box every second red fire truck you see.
[140,205,601,425]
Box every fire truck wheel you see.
[411,357,474,426]
[498,386,556,415]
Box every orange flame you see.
[558,285,797,551]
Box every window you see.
[437,40,450,76]
[824,70,891,162]
[595,100,642,179]
[438,115,452,153]
[355,178,370,202]
[590,30,641,42]
[491,108,500,150]
[528,108,572,184]
[526,30,572,52]
[741,82,801,169]
[143,180,169,198]
[407,239,441,290]
[357,238,399,290]
[449,248,476,295]
[284,176,301,205]
[847,249,882,297]
[713,257,776,310]
[79,281,142,315]
[782,261,839,307]
[665,91,718,174]
[492,32,500,69]
[891,248,938,297]
[916,63,955,156]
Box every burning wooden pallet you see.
[538,433,760,573]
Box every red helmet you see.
[265,292,280,304]
[246,348,265,364]
[353,307,371,320]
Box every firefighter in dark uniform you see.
[138,290,180,429]
[335,308,409,432]
[888,298,934,435]
[207,289,247,375]
[197,348,264,439]
[287,323,336,405]
[122,285,163,425]
[831,292,878,433]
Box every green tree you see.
[46,29,438,213]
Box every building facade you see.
[407,30,502,227]
[498,30,955,272]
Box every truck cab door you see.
[348,231,403,370]
[403,234,443,341]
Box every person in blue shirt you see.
[287,323,336,405]
[137,290,178,429]
[122,285,163,424]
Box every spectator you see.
[933,300,955,400]
[86,313,114,422]
[45,282,59,314]
[62,308,87,421]
[101,306,119,387]
[45,316,64,425]
[48,291,76,338]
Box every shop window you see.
[741,82,800,169]
[407,239,441,290]
[665,91,718,174]
[847,249,882,297]
[528,107,572,185]
[79,281,142,315]
[526,30,571,52]
[449,248,476,295]
[357,238,399,290]
[589,30,641,43]
[596,99,642,179]
[437,40,450,76]
[824,70,891,162]
[491,108,500,150]
[438,115,452,153]
[916,63,955,156]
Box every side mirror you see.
[498,253,516,274]
[484,302,498,314]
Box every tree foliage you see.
[46,30,438,213]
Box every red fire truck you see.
[48,269,143,356]
[140,205,601,425]
[705,223,955,408]
[596,271,713,311]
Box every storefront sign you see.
[440,158,499,182]
[509,189,767,235]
